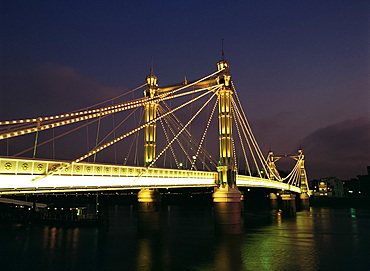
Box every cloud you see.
[249,111,307,155]
[0,64,124,120]
[301,117,370,179]
[0,63,132,159]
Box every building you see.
[311,177,344,197]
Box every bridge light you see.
[192,155,196,160]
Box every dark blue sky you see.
[1,0,369,179]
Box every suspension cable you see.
[0,83,146,127]
[93,115,101,162]
[96,107,139,148]
[232,105,251,176]
[231,97,268,175]
[158,105,216,170]
[144,90,218,172]
[157,106,194,169]
[162,100,218,166]
[191,96,218,170]
[0,69,222,128]
[33,89,214,180]
[123,108,144,165]
[231,99,262,178]
[12,114,109,157]
[158,109,180,168]
[0,85,218,141]
[231,82,271,172]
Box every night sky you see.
[1,0,369,180]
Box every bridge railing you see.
[0,157,217,180]
[1,157,300,194]
[236,175,301,193]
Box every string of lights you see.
[157,106,196,169]
[140,91,218,178]
[231,82,271,173]
[0,84,220,141]
[158,109,180,168]
[231,98,264,178]
[31,89,214,181]
[191,95,219,170]
[231,105,251,176]
[161,101,218,167]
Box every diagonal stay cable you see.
[1,85,216,141]
[134,90,219,180]
[159,105,216,170]
[157,108,180,168]
[161,99,219,166]
[30,89,214,181]
[12,114,110,157]
[231,104,251,176]
[0,69,223,128]
[191,94,219,170]
[231,98,263,178]
[232,82,272,173]
[157,106,195,169]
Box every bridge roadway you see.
[0,157,301,195]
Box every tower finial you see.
[221,38,226,61]
[149,56,154,76]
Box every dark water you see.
[1,201,370,271]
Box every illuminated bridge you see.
[0,51,308,202]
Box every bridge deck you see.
[0,157,301,194]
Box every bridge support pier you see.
[300,193,309,200]
[138,189,161,203]
[269,193,278,200]
[281,193,296,201]
[213,186,241,203]
[279,193,297,217]
[212,52,242,234]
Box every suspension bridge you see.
[0,52,309,202]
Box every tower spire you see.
[221,38,226,61]
[217,38,230,76]
[149,56,154,76]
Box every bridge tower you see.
[144,65,158,166]
[138,65,161,204]
[267,150,281,181]
[213,50,241,203]
[298,149,310,199]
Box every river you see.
[1,198,370,271]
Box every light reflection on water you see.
[1,202,370,271]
